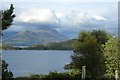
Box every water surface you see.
[2,50,73,77]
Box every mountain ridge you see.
[3,28,68,46]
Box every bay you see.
[2,50,73,77]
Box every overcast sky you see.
[1,0,119,38]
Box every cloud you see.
[15,8,115,30]
[16,9,108,29]
[7,7,117,38]
[92,15,107,21]
[58,10,107,28]
[17,8,59,24]
[55,9,117,38]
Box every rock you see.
[64,64,73,70]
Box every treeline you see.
[2,39,75,50]
[23,39,76,50]
[2,44,22,50]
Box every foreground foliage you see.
[71,30,108,78]
[15,69,81,80]
[1,4,15,30]
[1,4,15,80]
[2,60,14,80]
[103,36,120,78]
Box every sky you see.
[1,0,119,38]
[1,0,119,2]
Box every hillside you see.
[1,44,22,50]
[3,28,68,46]
[24,39,76,50]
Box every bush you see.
[15,70,81,80]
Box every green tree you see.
[103,36,120,78]
[71,30,108,78]
[91,30,108,44]
[0,4,15,80]
[1,4,15,30]
[2,60,13,80]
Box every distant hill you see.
[3,28,68,46]
[24,39,76,50]
[1,44,21,50]
[3,31,18,39]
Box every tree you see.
[91,30,108,45]
[103,36,120,78]
[71,30,108,78]
[2,60,13,80]
[1,4,15,30]
[0,4,15,80]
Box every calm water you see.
[2,50,73,77]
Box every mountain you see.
[3,28,68,46]
[2,31,18,39]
